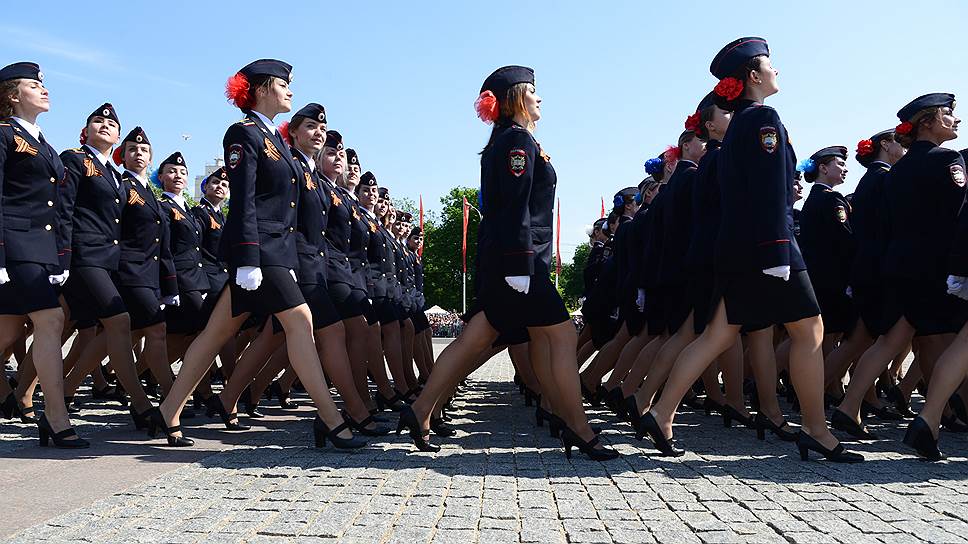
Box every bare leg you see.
[718,338,746,415]
[382,321,408,395]
[824,321,875,388]
[747,328,785,425]
[631,314,696,410]
[580,327,630,390]
[401,319,418,391]
[219,326,285,417]
[137,322,173,397]
[912,324,968,434]
[784,315,839,449]
[529,321,599,443]
[836,318,915,423]
[314,322,382,424]
[626,335,668,401]
[363,322,396,402]
[603,330,654,391]
[63,332,107,397]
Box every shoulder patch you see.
[759,126,778,153]
[227,143,243,169]
[950,164,966,187]
[509,149,527,177]
[835,205,847,223]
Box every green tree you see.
[558,242,590,310]
[422,187,480,312]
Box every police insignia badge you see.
[835,206,847,223]
[759,127,778,153]
[264,138,282,161]
[228,144,243,169]
[950,164,966,187]
[509,149,527,177]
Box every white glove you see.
[289,269,297,283]
[236,266,263,291]
[201,292,208,301]
[160,294,180,307]
[505,275,530,294]
[636,288,646,312]
[946,275,966,295]
[762,265,791,281]
[958,281,968,302]
[48,270,70,286]
[0,268,9,285]
[845,286,853,298]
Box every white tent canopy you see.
[425,305,450,315]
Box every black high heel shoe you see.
[560,427,619,461]
[703,397,725,416]
[395,406,440,452]
[830,409,877,440]
[754,412,797,441]
[796,432,864,463]
[17,402,37,423]
[903,416,945,461]
[941,414,968,433]
[602,388,627,419]
[375,391,406,412]
[886,385,914,418]
[269,381,295,409]
[430,417,457,437]
[0,392,16,419]
[203,395,251,431]
[580,382,599,406]
[63,396,81,414]
[635,412,684,457]
[313,415,367,449]
[92,385,124,404]
[861,400,905,421]
[38,415,89,449]
[723,405,754,429]
[949,394,968,424]
[341,410,391,436]
[524,388,540,408]
[624,395,645,424]
[146,409,194,447]
[239,387,264,419]
[129,406,154,430]
[535,405,551,429]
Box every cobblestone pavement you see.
[3,343,968,543]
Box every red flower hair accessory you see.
[684,112,701,134]
[664,145,681,162]
[474,90,499,124]
[78,127,87,145]
[225,72,252,110]
[856,139,874,156]
[278,121,291,146]
[713,77,744,101]
[112,146,123,165]
[895,121,913,135]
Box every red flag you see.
[556,198,562,276]
[462,197,469,274]
[418,195,424,257]
[600,197,606,218]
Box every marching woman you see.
[639,38,862,462]
[59,102,161,430]
[358,176,411,409]
[153,59,364,448]
[63,127,181,404]
[400,66,617,459]
[393,211,421,395]
[407,227,434,382]
[0,62,86,446]
[835,93,967,445]
[157,152,210,358]
[377,202,414,404]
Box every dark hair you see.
[804,156,838,183]
[714,55,768,111]
[696,104,716,140]
[246,74,273,110]
[856,133,895,167]
[0,79,22,118]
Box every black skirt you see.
[720,269,820,332]
[814,286,857,336]
[619,298,646,337]
[119,286,165,330]
[663,282,692,335]
[229,266,305,318]
[373,297,400,325]
[690,270,720,335]
[645,286,667,336]
[166,290,205,334]
[882,278,965,337]
[327,280,369,320]
[0,261,60,316]
[479,262,569,335]
[300,282,342,330]
[851,281,888,337]
[63,266,127,321]
[412,309,430,333]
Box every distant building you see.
[192,157,224,198]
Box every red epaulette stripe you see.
[163,275,177,279]
[235,242,259,246]
[504,250,535,256]
[757,240,790,246]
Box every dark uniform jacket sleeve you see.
[0,127,6,268]
[945,154,968,276]
[746,107,793,269]
[56,150,82,271]
[222,123,261,268]
[493,129,537,276]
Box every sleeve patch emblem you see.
[759,127,778,154]
[950,164,966,187]
[509,149,527,177]
[228,144,243,169]
[835,205,847,223]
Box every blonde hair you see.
[896,106,951,148]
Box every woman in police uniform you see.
[0,62,86,447]
[639,38,862,462]
[153,59,364,449]
[830,93,967,453]
[400,66,617,460]
[59,102,162,431]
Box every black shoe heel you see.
[723,405,754,429]
[0,392,16,419]
[703,398,724,416]
[147,409,194,447]
[38,415,89,449]
[624,395,643,424]
[830,409,877,440]
[17,402,37,423]
[904,416,945,461]
[637,412,684,457]
[396,406,440,452]
[341,410,390,436]
[430,417,457,437]
[560,427,619,461]
[602,388,626,420]
[314,415,367,449]
[375,392,406,412]
[203,395,251,431]
[535,406,547,428]
[129,406,154,430]
[753,412,797,442]
[269,381,296,409]
[796,432,864,463]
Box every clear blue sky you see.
[6,1,968,261]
